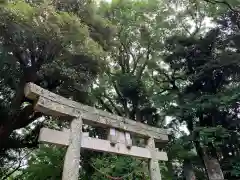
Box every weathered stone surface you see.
[62,117,82,180]
[39,128,168,161]
[203,155,224,180]
[26,83,169,180]
[125,132,132,148]
[147,138,162,180]
[25,83,168,142]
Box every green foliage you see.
[231,160,240,177]
[91,154,149,180]
[196,126,230,147]
[0,0,114,178]
[2,0,240,180]
[15,145,66,180]
[0,0,106,81]
[170,136,197,160]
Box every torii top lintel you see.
[24,83,168,142]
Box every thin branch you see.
[112,82,129,117]
[90,160,145,180]
[192,19,203,37]
[117,50,125,73]
[103,93,123,116]
[203,0,240,29]
[153,76,171,84]
[137,42,151,80]
[156,69,172,82]
[153,77,174,94]
[154,69,182,94]
[1,164,22,180]
[117,28,128,73]
[131,53,143,75]
[186,3,204,37]
[203,0,236,12]
[1,151,32,180]
[157,89,171,95]
[127,46,137,65]
[96,96,114,113]
[120,41,131,73]
[181,22,192,36]
[112,82,123,99]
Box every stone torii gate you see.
[24,83,169,180]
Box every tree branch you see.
[203,0,240,29]
[112,82,129,117]
[1,151,32,180]
[131,53,143,75]
[117,50,125,74]
[13,111,42,130]
[137,42,151,80]
[203,0,236,12]
[96,96,114,114]
[103,93,123,116]
[154,69,182,94]
[181,22,192,36]
[1,162,22,180]
[185,3,204,37]
[153,77,174,94]
[120,41,131,73]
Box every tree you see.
[153,7,240,179]
[14,145,65,180]
[90,0,189,179]
[0,0,115,177]
[0,0,112,148]
[2,0,240,179]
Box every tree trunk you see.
[0,77,27,146]
[0,66,38,148]
[183,159,196,180]
[195,142,224,180]
[202,154,224,180]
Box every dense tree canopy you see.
[1,0,240,180]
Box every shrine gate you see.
[24,83,169,180]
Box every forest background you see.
[1,0,240,179]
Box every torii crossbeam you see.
[24,83,169,180]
